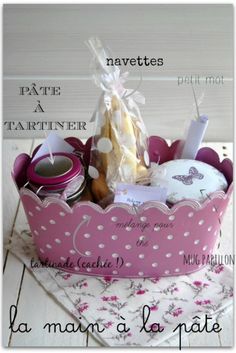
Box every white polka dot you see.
[97,137,113,153]
[39,248,44,253]
[84,233,91,239]
[179,250,184,255]
[154,226,160,232]
[74,267,79,271]
[112,270,118,275]
[203,245,208,251]
[49,219,56,224]
[167,234,174,240]
[88,165,99,179]
[198,219,204,225]
[194,239,200,245]
[166,253,172,258]
[184,232,190,237]
[41,226,47,231]
[175,268,180,273]
[35,206,41,211]
[139,235,146,241]
[208,226,213,232]
[125,262,132,267]
[97,225,104,230]
[140,216,147,222]
[28,211,33,217]
[64,232,71,237]
[144,150,150,166]
[220,211,223,216]
[60,257,66,261]
[98,243,105,248]
[111,235,118,240]
[111,216,118,222]
[34,230,39,235]
[83,214,89,220]
[152,263,158,267]
[86,268,91,272]
[70,249,76,254]
[46,244,52,249]
[153,244,159,250]
[138,272,144,276]
[139,254,145,259]
[125,244,132,250]
[59,212,65,217]
[198,264,202,268]
[188,212,194,218]
[169,215,175,221]
[214,230,218,236]
[164,270,170,275]
[126,226,132,231]
[112,253,119,258]
[55,238,61,244]
[85,251,91,256]
[212,207,216,212]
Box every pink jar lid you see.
[27,153,83,190]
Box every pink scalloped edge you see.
[13,136,233,214]
[19,182,233,216]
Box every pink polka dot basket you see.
[12,136,233,278]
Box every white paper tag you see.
[32,132,74,162]
[114,183,167,206]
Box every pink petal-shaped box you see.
[12,136,233,278]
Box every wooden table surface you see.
[2,139,233,347]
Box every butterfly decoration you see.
[172,167,204,185]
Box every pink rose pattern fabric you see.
[7,231,233,347]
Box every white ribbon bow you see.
[90,68,145,122]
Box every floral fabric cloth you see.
[7,231,233,347]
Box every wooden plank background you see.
[3,4,233,141]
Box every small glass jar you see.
[27,152,86,204]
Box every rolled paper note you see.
[180,115,209,159]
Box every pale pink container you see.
[12,136,233,278]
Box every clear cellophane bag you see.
[86,38,150,204]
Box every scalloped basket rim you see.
[19,183,233,216]
[18,136,234,176]
[15,135,233,173]
[14,135,233,215]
